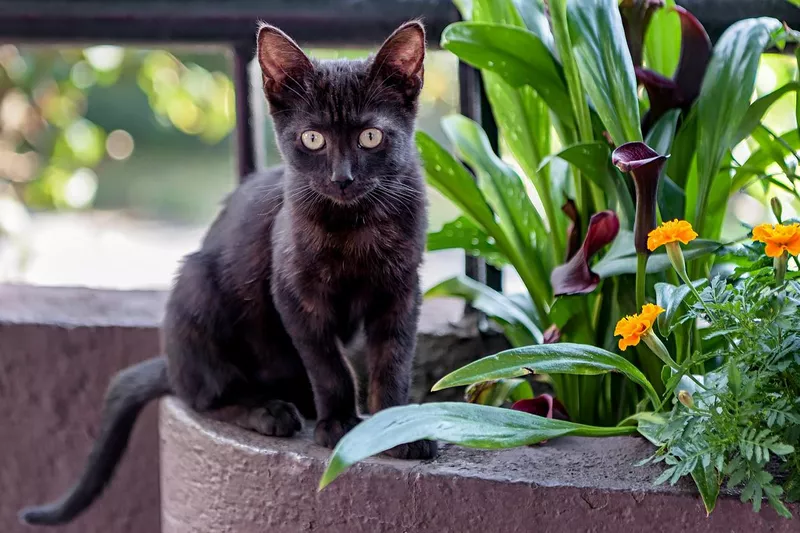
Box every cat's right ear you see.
[256,23,313,103]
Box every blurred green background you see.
[0,45,795,290]
[0,45,462,288]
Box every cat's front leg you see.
[273,283,360,449]
[364,286,438,460]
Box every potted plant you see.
[319,0,800,518]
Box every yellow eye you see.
[301,130,325,151]
[358,128,383,149]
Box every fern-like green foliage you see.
[645,265,800,518]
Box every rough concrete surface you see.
[1,284,505,533]
[161,398,798,533]
[0,285,165,533]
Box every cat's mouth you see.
[317,180,377,205]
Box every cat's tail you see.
[19,356,172,526]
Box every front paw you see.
[383,439,438,460]
[314,416,361,449]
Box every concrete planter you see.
[160,398,797,533]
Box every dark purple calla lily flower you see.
[551,211,620,296]
[619,0,665,67]
[511,394,570,421]
[635,6,711,133]
[612,142,669,254]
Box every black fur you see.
[20,21,436,526]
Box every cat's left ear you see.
[368,21,426,100]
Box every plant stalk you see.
[636,252,648,308]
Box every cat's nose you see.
[331,171,354,190]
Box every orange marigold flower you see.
[614,304,665,351]
[751,223,800,258]
[647,219,698,252]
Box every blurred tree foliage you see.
[0,45,236,244]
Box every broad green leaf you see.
[659,176,686,223]
[319,402,638,489]
[426,275,543,346]
[453,0,473,19]
[466,378,534,406]
[539,141,635,223]
[593,230,721,278]
[644,0,680,77]
[510,0,554,51]
[442,115,549,285]
[441,22,574,129]
[667,107,697,189]
[686,155,732,244]
[733,81,800,145]
[646,108,680,158]
[482,75,549,181]
[432,342,659,407]
[416,131,500,238]
[427,216,508,269]
[567,0,642,144]
[470,0,554,51]
[691,462,721,516]
[694,17,782,225]
[654,280,706,336]
[636,416,666,446]
[655,282,692,337]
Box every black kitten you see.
[21,21,436,526]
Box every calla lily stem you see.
[636,253,648,308]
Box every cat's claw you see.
[383,439,438,460]
[314,416,361,448]
[247,400,303,437]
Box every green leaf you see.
[442,115,546,261]
[644,0,680,77]
[654,280,706,336]
[691,462,721,516]
[768,443,795,456]
[667,108,697,190]
[432,342,659,407]
[694,17,782,226]
[658,176,686,224]
[441,115,550,298]
[733,81,800,145]
[645,109,684,221]
[467,378,534,406]
[319,402,638,489]
[731,130,800,192]
[593,230,721,278]
[427,216,509,270]
[441,22,574,129]
[538,141,634,222]
[416,131,497,233]
[567,0,642,144]
[646,108,680,159]
[426,275,543,346]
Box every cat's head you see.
[256,21,425,205]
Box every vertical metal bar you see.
[233,43,261,180]
[478,78,504,292]
[458,61,486,285]
[458,62,503,291]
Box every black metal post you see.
[458,61,503,291]
[232,43,261,180]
